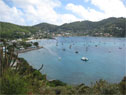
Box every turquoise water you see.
[19,37,126,85]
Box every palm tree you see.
[0,41,19,77]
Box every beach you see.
[18,46,43,53]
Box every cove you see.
[19,37,126,85]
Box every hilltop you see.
[0,17,125,39]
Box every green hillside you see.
[57,17,126,37]
[0,17,125,39]
[0,22,30,39]
[33,23,58,32]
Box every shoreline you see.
[26,36,125,42]
[18,36,125,54]
[18,46,43,53]
[26,37,56,42]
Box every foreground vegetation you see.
[0,41,126,95]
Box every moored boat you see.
[81,57,88,61]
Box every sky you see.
[0,0,126,26]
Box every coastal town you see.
[0,25,122,54]
[0,38,43,54]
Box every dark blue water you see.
[19,37,126,85]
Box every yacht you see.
[81,57,88,61]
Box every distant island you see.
[0,17,126,40]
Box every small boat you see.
[69,45,72,49]
[119,47,122,49]
[75,51,79,54]
[58,57,61,60]
[62,48,66,51]
[81,57,88,61]
[95,45,98,47]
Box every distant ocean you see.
[19,37,126,85]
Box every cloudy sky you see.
[0,0,126,26]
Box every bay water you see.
[19,37,126,85]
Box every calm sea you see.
[19,37,126,85]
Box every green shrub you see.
[47,80,66,87]
[0,70,28,94]
[33,42,39,47]
[33,70,46,80]
[91,79,120,95]
[119,76,126,95]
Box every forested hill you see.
[0,17,126,39]
[0,22,38,39]
[55,17,126,37]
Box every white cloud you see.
[84,0,90,3]
[66,0,126,21]
[57,14,81,24]
[0,0,80,25]
[91,0,126,17]
[66,3,105,21]
[0,0,126,25]
[0,0,25,25]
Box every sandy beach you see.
[18,46,43,53]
